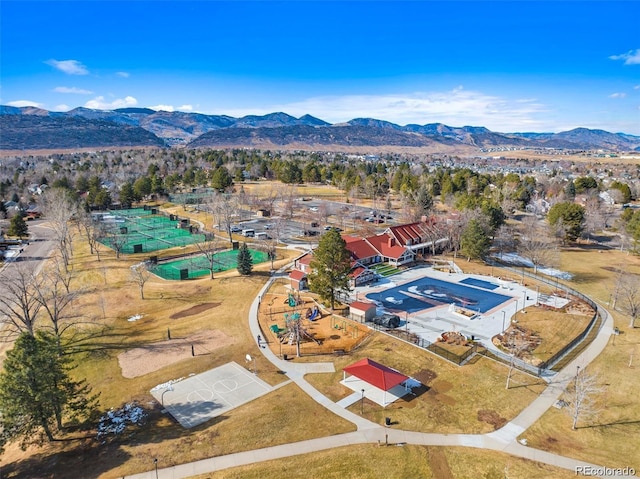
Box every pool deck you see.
[352,265,544,354]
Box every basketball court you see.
[151,361,273,428]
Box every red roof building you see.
[384,220,449,256]
[343,236,380,265]
[294,252,314,273]
[343,358,408,391]
[365,234,414,266]
[348,300,376,323]
[289,269,308,291]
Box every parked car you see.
[230,225,241,232]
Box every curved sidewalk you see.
[127,269,636,478]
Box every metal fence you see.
[490,261,605,375]
[361,261,606,376]
[368,322,477,366]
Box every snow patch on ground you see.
[97,402,147,441]
[494,253,573,280]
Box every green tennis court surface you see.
[152,249,269,280]
[97,208,205,254]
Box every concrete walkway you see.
[127,268,638,479]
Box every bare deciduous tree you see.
[564,366,604,430]
[517,216,559,273]
[0,264,42,340]
[130,261,152,300]
[280,186,298,220]
[503,329,531,389]
[493,224,517,260]
[617,273,640,328]
[210,192,239,243]
[34,262,83,348]
[77,209,104,260]
[41,189,77,270]
[194,233,223,280]
[108,232,128,260]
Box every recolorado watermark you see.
[575,466,636,476]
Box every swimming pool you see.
[365,276,512,314]
[459,277,499,290]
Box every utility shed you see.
[349,301,376,323]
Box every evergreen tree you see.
[211,167,233,191]
[119,182,135,207]
[7,214,29,238]
[236,242,253,275]
[0,332,98,452]
[308,229,352,309]
[548,202,586,242]
[460,219,491,261]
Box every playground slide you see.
[307,308,319,321]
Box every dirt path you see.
[118,329,234,378]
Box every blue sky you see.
[1,1,639,134]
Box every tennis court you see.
[152,248,269,280]
[365,276,512,314]
[97,208,206,254]
[151,362,274,428]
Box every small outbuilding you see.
[341,358,415,407]
[349,301,376,323]
[289,269,308,291]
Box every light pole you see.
[361,389,365,415]
[502,310,506,332]
[154,458,158,479]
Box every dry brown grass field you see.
[520,247,640,471]
[441,248,640,470]
[502,305,594,364]
[189,444,576,479]
[1,231,340,478]
[305,334,546,434]
[3,207,640,477]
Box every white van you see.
[242,229,255,237]
[255,232,270,240]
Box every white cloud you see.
[634,85,640,90]
[53,104,71,112]
[45,59,89,75]
[609,92,627,99]
[116,71,130,78]
[84,96,138,110]
[53,86,94,94]
[217,87,549,132]
[149,104,194,112]
[609,49,640,65]
[7,100,44,108]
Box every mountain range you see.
[1,105,639,153]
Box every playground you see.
[258,291,371,357]
[151,248,269,280]
[96,207,206,254]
